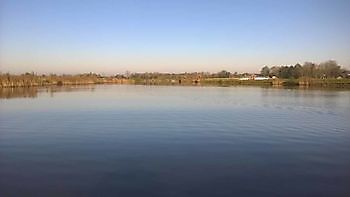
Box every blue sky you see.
[1,0,350,74]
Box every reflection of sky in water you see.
[0,85,350,196]
[1,85,349,115]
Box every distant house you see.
[239,74,270,81]
[254,77,269,80]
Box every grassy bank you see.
[202,78,273,86]
[0,74,134,88]
[297,78,350,87]
[131,77,350,88]
[1,74,350,89]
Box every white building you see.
[254,77,269,80]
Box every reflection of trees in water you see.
[47,85,96,93]
[45,85,96,97]
[0,87,38,99]
[0,85,96,99]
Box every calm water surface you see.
[1,85,350,196]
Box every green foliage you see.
[260,66,270,77]
[262,60,346,79]
[216,70,231,78]
[319,60,341,78]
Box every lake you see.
[1,85,349,196]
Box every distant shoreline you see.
[2,60,349,88]
[1,74,350,89]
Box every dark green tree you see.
[217,70,231,78]
[319,60,341,78]
[270,66,280,77]
[293,63,302,78]
[302,62,317,78]
[260,66,270,77]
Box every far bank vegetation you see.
[1,60,349,88]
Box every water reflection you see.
[0,85,349,196]
[0,87,38,99]
[0,85,96,99]
[0,84,349,102]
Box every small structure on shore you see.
[239,74,269,81]
[254,77,269,80]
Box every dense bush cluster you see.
[260,60,348,79]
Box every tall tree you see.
[302,62,317,78]
[260,66,270,77]
[319,60,341,78]
[217,70,230,78]
[270,66,280,77]
[293,63,302,79]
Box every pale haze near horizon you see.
[1,0,350,74]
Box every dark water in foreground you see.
[1,85,350,197]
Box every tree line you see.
[260,60,349,79]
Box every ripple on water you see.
[0,85,350,196]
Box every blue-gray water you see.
[1,85,350,196]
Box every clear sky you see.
[1,0,350,74]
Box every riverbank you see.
[201,78,350,88]
[0,74,134,88]
[132,78,350,88]
[1,74,350,88]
